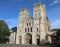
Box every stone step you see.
[0,44,54,47]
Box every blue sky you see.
[0,0,60,29]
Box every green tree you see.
[56,29,60,47]
[0,20,10,43]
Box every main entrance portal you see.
[25,33,32,44]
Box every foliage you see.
[56,29,60,46]
[0,20,10,43]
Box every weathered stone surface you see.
[9,2,56,45]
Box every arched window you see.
[31,27,32,32]
[25,28,26,32]
[37,28,38,31]
[29,23,31,26]
[28,28,29,32]
[27,23,28,27]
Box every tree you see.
[56,29,60,47]
[0,20,10,43]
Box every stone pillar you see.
[16,34,20,44]
[16,27,20,44]
[32,35,37,45]
[22,36,24,44]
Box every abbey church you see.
[9,2,56,45]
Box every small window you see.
[31,27,32,32]
[46,35,48,40]
[25,28,26,32]
[37,28,38,31]
[27,23,28,27]
[28,28,29,32]
[48,28,49,31]
[29,23,31,26]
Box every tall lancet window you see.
[27,23,28,27]
[25,28,26,32]
[28,28,29,32]
[29,23,31,26]
[31,27,32,32]
[37,28,38,31]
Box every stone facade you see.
[9,30,16,44]
[9,2,56,45]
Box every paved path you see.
[0,44,55,47]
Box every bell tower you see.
[32,2,47,45]
[16,8,30,44]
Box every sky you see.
[0,0,60,29]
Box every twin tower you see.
[16,2,51,45]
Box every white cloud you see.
[49,0,60,6]
[51,19,60,29]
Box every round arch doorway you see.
[36,35,40,45]
[25,33,32,44]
